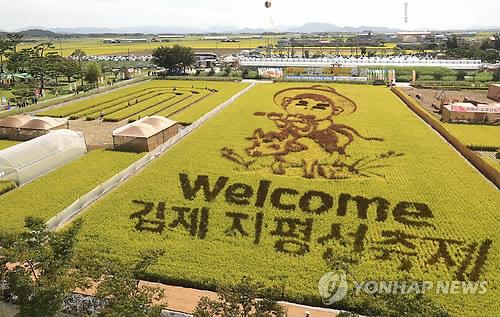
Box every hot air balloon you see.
[265,1,272,8]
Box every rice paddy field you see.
[17,37,400,56]
[50,83,500,316]
[442,123,500,149]
[0,149,143,232]
[39,80,248,124]
[0,140,19,150]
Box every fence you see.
[46,83,256,231]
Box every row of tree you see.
[445,34,500,63]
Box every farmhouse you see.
[0,129,87,186]
[488,84,500,101]
[112,116,179,152]
[441,103,500,123]
[0,115,68,141]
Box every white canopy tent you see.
[0,129,87,185]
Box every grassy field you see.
[67,83,499,316]
[0,149,143,232]
[39,80,248,123]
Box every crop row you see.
[72,83,499,317]
[103,93,183,122]
[38,81,211,118]
[40,86,157,117]
[126,94,194,122]
[170,82,249,124]
[154,91,212,118]
[88,91,172,121]
[70,89,170,119]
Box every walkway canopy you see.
[0,129,87,185]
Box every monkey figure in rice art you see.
[222,85,390,179]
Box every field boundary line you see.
[391,87,500,189]
[45,83,256,231]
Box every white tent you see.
[0,129,87,185]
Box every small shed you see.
[112,116,179,152]
[0,129,87,186]
[0,115,68,141]
[488,84,500,101]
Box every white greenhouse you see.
[0,129,87,186]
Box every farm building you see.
[112,116,179,152]
[0,115,68,141]
[0,129,87,186]
[441,103,500,123]
[488,84,500,101]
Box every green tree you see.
[493,68,500,82]
[7,33,23,52]
[152,45,195,74]
[0,38,15,73]
[5,49,30,74]
[23,43,59,90]
[193,276,285,317]
[81,250,166,317]
[84,62,102,88]
[70,49,87,86]
[0,217,86,317]
[446,36,459,49]
[456,70,467,81]
[58,58,80,83]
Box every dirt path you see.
[76,282,340,317]
[68,119,127,149]
[400,87,491,118]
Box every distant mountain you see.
[47,26,202,34]
[286,23,399,33]
[2,23,497,36]
[0,28,63,38]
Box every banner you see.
[258,68,284,79]
[285,75,368,82]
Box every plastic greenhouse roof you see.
[0,129,87,185]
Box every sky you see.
[0,0,499,31]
